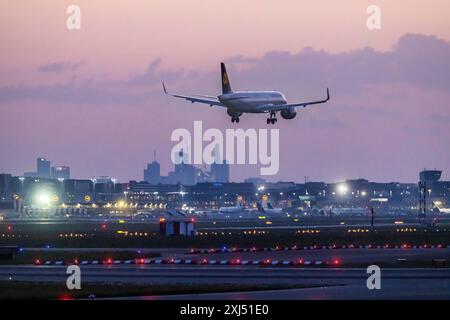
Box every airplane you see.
[163,62,330,124]
[256,201,283,215]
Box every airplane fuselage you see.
[218,91,287,113]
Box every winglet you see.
[326,88,330,101]
[162,82,168,94]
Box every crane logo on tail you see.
[222,73,229,85]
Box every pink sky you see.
[1,0,450,73]
[0,1,450,183]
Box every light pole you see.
[19,177,25,197]
[91,178,97,203]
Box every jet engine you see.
[280,108,297,120]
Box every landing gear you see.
[266,111,277,124]
[231,117,240,123]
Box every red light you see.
[7,226,12,231]
[59,295,73,301]
[139,258,145,264]
[101,224,107,229]
[73,259,79,264]
[34,259,41,265]
[298,259,304,264]
[333,259,340,265]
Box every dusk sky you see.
[1,1,449,183]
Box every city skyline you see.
[2,155,446,185]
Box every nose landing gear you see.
[266,111,277,124]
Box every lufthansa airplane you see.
[163,62,330,124]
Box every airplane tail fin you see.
[221,62,233,94]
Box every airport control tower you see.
[419,169,443,225]
[419,170,442,184]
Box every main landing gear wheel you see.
[231,117,240,123]
[267,111,277,124]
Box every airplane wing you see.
[162,82,225,107]
[256,88,330,112]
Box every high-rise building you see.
[37,157,51,178]
[171,162,196,185]
[210,145,230,183]
[170,150,196,185]
[144,161,161,184]
[0,173,13,203]
[51,166,70,180]
[211,161,230,183]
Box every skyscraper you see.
[37,157,51,178]
[51,166,70,179]
[211,161,230,183]
[144,161,161,184]
[210,144,230,183]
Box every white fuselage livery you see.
[163,62,329,124]
[219,91,287,113]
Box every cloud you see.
[127,57,184,86]
[1,33,449,104]
[228,33,450,95]
[36,61,84,73]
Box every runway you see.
[2,265,450,284]
[133,281,450,300]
